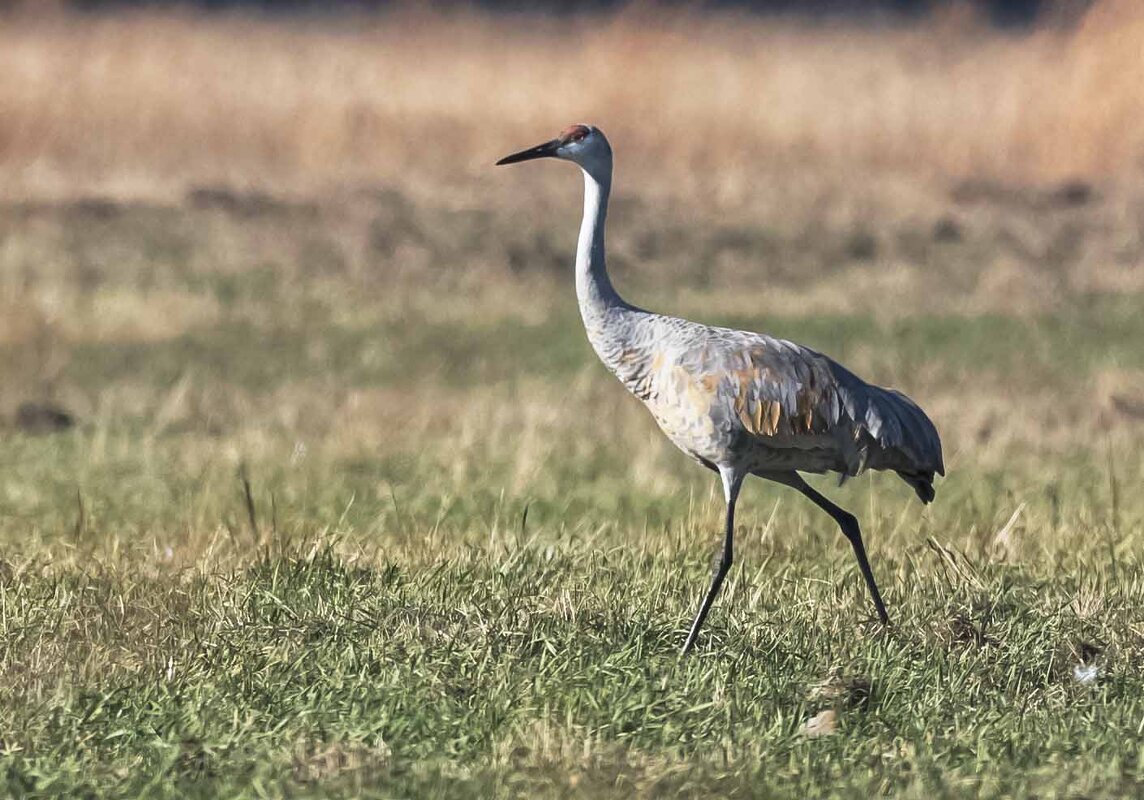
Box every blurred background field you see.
[2,1,1144,797]
[2,0,1144,196]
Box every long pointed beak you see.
[495,138,561,166]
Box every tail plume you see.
[897,470,936,504]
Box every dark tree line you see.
[31,0,1080,28]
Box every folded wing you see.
[689,329,945,481]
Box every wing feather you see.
[691,327,943,477]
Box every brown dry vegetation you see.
[1,2,1143,202]
[3,3,1144,331]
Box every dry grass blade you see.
[926,537,987,591]
[239,462,260,546]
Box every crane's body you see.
[586,307,940,499]
[498,124,943,653]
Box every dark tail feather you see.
[897,470,936,504]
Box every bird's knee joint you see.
[839,514,861,541]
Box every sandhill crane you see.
[497,124,944,654]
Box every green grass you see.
[4,527,1144,798]
[2,192,1144,797]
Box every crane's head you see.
[496,124,611,180]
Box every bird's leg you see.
[764,471,890,625]
[681,467,743,655]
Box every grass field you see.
[3,5,1144,799]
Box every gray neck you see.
[576,166,624,320]
[573,160,652,389]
